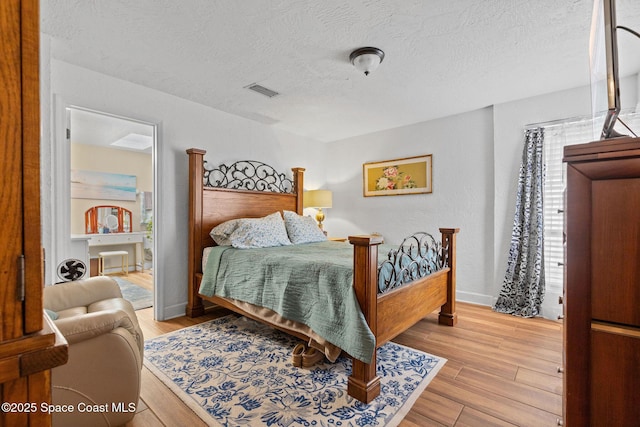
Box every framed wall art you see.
[363,154,432,197]
[71,169,137,201]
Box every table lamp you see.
[303,190,333,230]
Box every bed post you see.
[291,167,305,214]
[186,148,206,317]
[348,235,384,403]
[438,228,460,326]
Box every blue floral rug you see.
[144,315,446,427]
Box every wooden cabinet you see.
[0,1,68,425]
[563,137,640,426]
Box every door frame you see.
[49,99,162,319]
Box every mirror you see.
[85,205,132,234]
[105,214,119,231]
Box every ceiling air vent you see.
[245,83,279,98]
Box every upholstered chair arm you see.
[53,309,139,346]
[44,276,122,312]
[47,276,144,427]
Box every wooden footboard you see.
[347,228,458,403]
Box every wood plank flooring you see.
[124,273,563,426]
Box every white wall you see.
[42,49,638,320]
[324,107,495,305]
[45,59,327,320]
[325,73,638,318]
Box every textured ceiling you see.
[42,0,640,142]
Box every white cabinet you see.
[88,232,144,247]
[71,232,145,274]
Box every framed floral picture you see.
[363,155,432,197]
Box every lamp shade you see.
[303,190,333,208]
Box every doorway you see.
[67,107,156,310]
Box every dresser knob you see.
[557,367,564,374]
[557,418,564,426]
[558,296,563,304]
[557,314,564,320]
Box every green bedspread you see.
[200,240,383,363]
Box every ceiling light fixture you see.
[349,47,385,76]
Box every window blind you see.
[541,113,639,296]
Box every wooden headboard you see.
[186,148,305,315]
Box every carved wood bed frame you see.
[186,148,459,403]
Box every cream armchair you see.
[44,276,144,427]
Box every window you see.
[541,113,639,302]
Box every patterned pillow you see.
[227,212,292,249]
[283,210,327,244]
[210,219,242,246]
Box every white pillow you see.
[283,210,327,244]
[209,218,249,246]
[210,219,242,246]
[227,212,292,249]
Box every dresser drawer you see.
[591,179,640,327]
[88,233,144,246]
[590,323,640,424]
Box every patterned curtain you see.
[494,128,545,317]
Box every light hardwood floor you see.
[125,273,563,426]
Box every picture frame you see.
[71,169,137,201]
[363,154,432,197]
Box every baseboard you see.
[98,265,142,275]
[457,290,562,321]
[456,290,494,307]
[163,302,187,320]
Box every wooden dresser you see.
[1,1,68,425]
[563,137,640,426]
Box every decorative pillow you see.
[227,212,292,249]
[283,210,327,244]
[210,219,243,246]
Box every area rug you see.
[112,276,153,310]
[144,315,446,427]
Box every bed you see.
[186,148,459,403]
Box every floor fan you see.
[56,258,87,282]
